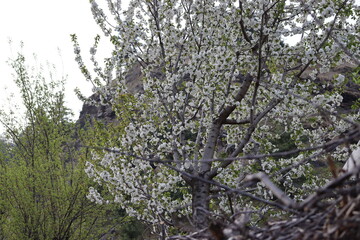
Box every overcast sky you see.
[0,0,114,134]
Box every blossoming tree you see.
[73,0,360,233]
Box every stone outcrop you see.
[123,63,144,94]
[77,93,116,128]
[78,63,359,126]
[300,63,360,111]
[78,63,143,128]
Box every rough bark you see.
[192,123,221,228]
[191,177,211,229]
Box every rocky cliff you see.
[300,63,360,111]
[78,63,359,126]
[77,63,143,128]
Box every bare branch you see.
[223,118,250,125]
[244,172,297,208]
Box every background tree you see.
[0,49,118,240]
[73,0,360,235]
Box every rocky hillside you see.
[300,63,360,111]
[78,63,359,126]
[77,63,143,128]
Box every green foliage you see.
[0,51,115,240]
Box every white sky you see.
[0,0,114,133]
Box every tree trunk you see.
[192,123,221,228]
[192,178,211,229]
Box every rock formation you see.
[78,63,359,126]
[300,63,359,111]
